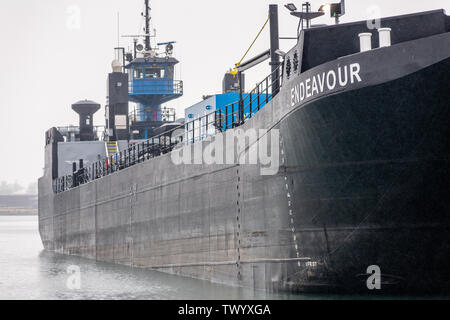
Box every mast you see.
[269,5,280,96]
[144,0,151,51]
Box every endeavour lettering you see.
[290,62,362,107]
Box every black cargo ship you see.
[39,2,450,294]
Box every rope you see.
[235,15,270,67]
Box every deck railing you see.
[129,79,183,95]
[129,107,176,123]
[53,127,184,193]
[187,65,283,142]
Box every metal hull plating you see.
[39,31,450,293]
[280,58,450,293]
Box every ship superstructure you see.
[106,0,183,142]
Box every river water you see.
[1,215,439,300]
[0,215,296,300]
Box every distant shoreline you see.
[0,208,38,216]
[0,212,38,216]
[0,194,38,218]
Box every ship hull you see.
[279,57,450,293]
[39,30,450,294]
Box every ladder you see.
[106,141,119,158]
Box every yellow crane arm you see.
[230,15,270,75]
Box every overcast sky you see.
[0,0,448,191]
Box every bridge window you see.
[134,67,143,79]
[144,67,161,78]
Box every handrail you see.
[53,122,185,193]
[129,79,183,95]
[129,107,176,123]
[56,125,106,142]
[217,64,283,130]
[185,64,283,142]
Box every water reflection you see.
[37,250,283,300]
[0,216,291,300]
[2,216,436,300]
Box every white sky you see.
[0,0,448,189]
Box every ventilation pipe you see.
[358,33,372,52]
[112,60,122,73]
[378,27,392,47]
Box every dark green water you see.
[0,216,443,300]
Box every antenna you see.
[144,0,151,51]
[117,12,120,48]
[121,0,158,59]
